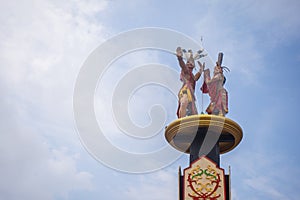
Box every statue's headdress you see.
[215,52,230,73]
[182,48,207,67]
[214,52,230,85]
[176,47,207,68]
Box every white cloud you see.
[224,149,300,200]
[0,0,109,142]
[244,177,286,200]
[124,169,178,200]
[94,50,180,153]
[0,0,109,199]
[0,98,93,200]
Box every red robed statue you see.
[201,52,229,116]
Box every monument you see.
[165,47,243,200]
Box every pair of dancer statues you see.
[176,47,228,118]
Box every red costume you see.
[176,56,199,118]
[202,66,228,116]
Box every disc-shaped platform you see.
[165,114,243,154]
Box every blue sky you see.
[1,0,300,199]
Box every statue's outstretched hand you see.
[176,47,182,57]
[197,61,205,73]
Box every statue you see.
[201,52,229,116]
[176,47,205,118]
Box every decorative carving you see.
[184,156,226,200]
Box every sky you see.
[1,0,300,199]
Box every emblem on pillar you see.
[184,156,226,200]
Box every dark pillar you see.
[189,128,220,166]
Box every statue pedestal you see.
[165,114,243,200]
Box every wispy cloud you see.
[123,169,178,200]
[194,0,300,87]
[0,0,108,199]
[0,99,93,200]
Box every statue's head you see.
[185,49,195,69]
[214,62,229,85]
[214,62,223,75]
[186,60,195,69]
[213,52,230,75]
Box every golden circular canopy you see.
[165,114,243,154]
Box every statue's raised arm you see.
[176,47,206,118]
